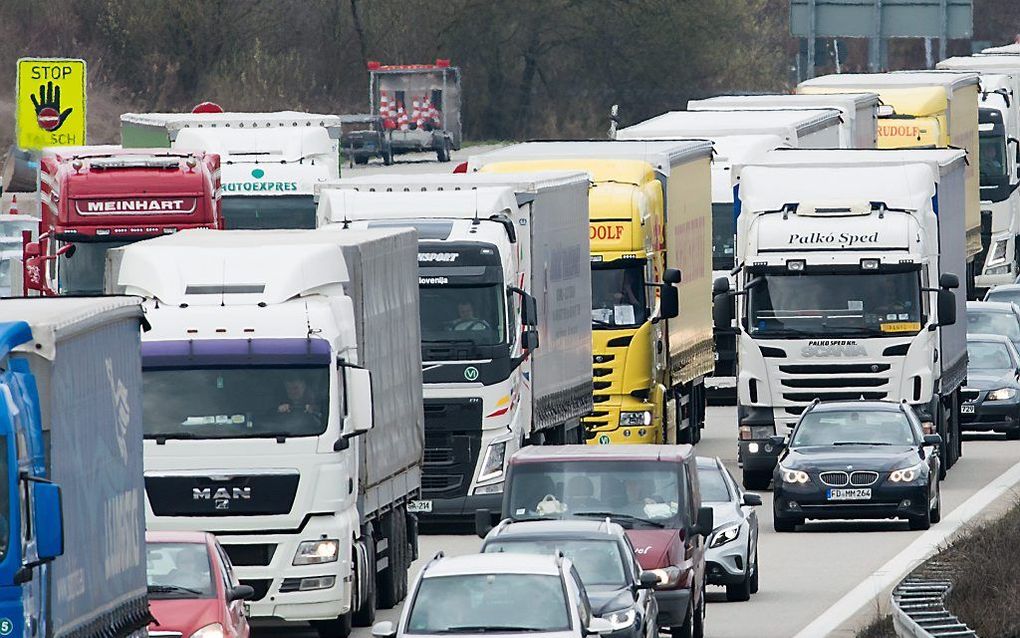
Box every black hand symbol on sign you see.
[30,81,73,132]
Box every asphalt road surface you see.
[256,404,1020,638]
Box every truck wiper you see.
[832,441,894,446]
[148,584,205,596]
[591,318,615,328]
[751,327,818,338]
[573,511,666,528]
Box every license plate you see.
[961,404,975,414]
[827,488,871,501]
[407,500,433,513]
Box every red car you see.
[147,531,253,638]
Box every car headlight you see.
[780,467,810,484]
[650,566,681,588]
[709,523,741,548]
[889,462,925,483]
[620,411,653,426]
[988,388,1018,401]
[602,608,637,630]
[189,624,224,638]
[293,539,340,565]
[478,440,507,483]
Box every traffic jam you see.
[3,37,1020,638]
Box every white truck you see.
[120,111,342,229]
[111,228,423,637]
[686,92,880,148]
[715,149,967,489]
[315,173,592,522]
[936,57,1020,290]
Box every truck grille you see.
[773,361,891,410]
[240,579,272,601]
[145,473,299,517]
[423,398,482,500]
[223,543,276,567]
[779,363,891,374]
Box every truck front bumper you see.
[417,492,504,525]
[584,397,662,445]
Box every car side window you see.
[683,464,698,528]
[621,536,642,580]
[215,544,239,591]
[569,565,591,626]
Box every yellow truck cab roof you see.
[799,72,978,117]
[478,157,656,187]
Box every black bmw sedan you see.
[961,334,1020,439]
[772,401,942,532]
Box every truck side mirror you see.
[521,328,539,351]
[939,273,959,290]
[663,268,682,285]
[521,294,538,327]
[937,289,956,326]
[713,293,735,330]
[24,241,41,258]
[658,286,679,320]
[713,276,731,295]
[342,366,374,438]
[34,481,64,561]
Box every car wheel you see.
[351,535,376,627]
[725,572,752,602]
[742,470,771,491]
[671,604,695,638]
[692,589,705,638]
[908,506,931,531]
[938,440,948,481]
[930,481,942,525]
[749,552,759,594]
[311,614,352,638]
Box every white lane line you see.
[792,458,1020,638]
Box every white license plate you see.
[961,404,975,414]
[827,488,871,501]
[407,500,433,513]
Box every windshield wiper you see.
[750,327,818,338]
[832,441,895,446]
[591,318,615,328]
[148,584,205,596]
[440,627,546,633]
[573,511,666,528]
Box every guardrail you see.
[891,558,978,637]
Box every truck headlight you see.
[988,388,1017,401]
[780,467,809,484]
[473,481,504,495]
[709,523,741,548]
[602,608,637,630]
[989,238,1009,264]
[189,624,224,638]
[985,265,1012,275]
[293,539,340,565]
[477,441,507,483]
[620,411,652,426]
[889,462,925,483]
[739,425,775,440]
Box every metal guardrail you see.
[891,559,978,637]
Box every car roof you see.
[806,400,903,413]
[986,284,1020,294]
[486,519,627,542]
[695,455,723,469]
[146,530,212,544]
[967,301,1017,313]
[424,552,565,577]
[968,333,1014,344]
[510,444,694,464]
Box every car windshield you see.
[484,539,627,587]
[420,285,506,346]
[591,263,648,328]
[406,573,570,633]
[142,365,330,439]
[508,461,683,527]
[712,202,735,271]
[967,341,1016,371]
[984,289,1020,306]
[222,195,316,229]
[980,132,1008,183]
[747,271,922,338]
[146,542,216,598]
[696,464,731,503]
[59,240,134,295]
[791,409,917,447]
[967,310,1020,341]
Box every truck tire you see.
[383,147,394,166]
[311,614,352,638]
[436,139,452,163]
[352,535,376,627]
[377,506,409,609]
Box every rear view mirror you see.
[713,293,735,330]
[511,288,539,327]
[712,276,730,295]
[939,273,959,290]
[521,329,539,351]
[693,506,714,537]
[663,268,682,285]
[23,241,41,258]
[33,482,64,562]
[342,365,374,437]
[937,289,956,326]
[742,493,763,507]
[372,621,397,638]
[923,433,943,446]
[637,570,659,589]
[658,286,679,320]
[586,617,614,636]
[769,435,786,448]
[228,584,255,602]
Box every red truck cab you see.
[494,445,714,638]
[30,146,221,295]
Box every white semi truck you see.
[936,57,1020,290]
[717,149,967,489]
[121,111,342,229]
[316,173,592,522]
[112,228,423,637]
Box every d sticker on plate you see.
[880,322,921,333]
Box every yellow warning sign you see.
[16,58,86,150]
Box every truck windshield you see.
[980,132,1008,183]
[747,270,923,338]
[507,460,683,528]
[222,195,316,230]
[142,365,330,439]
[591,263,648,328]
[420,285,506,345]
[59,240,133,295]
[712,202,736,271]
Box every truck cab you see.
[28,146,221,296]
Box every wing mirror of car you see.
[586,617,614,636]
[742,493,763,507]
[228,584,255,602]
[637,570,659,589]
[769,435,786,448]
[474,508,494,539]
[923,433,943,446]
[693,506,714,537]
[372,621,397,638]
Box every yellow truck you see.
[468,141,714,445]
[797,72,983,295]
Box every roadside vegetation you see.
[856,614,896,638]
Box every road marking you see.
[792,458,1020,638]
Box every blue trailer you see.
[0,298,149,638]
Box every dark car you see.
[984,284,1020,306]
[966,301,1020,351]
[962,334,1020,439]
[486,445,714,638]
[772,401,942,532]
[481,519,659,638]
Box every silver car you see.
[697,456,761,601]
[372,552,614,638]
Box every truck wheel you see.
[311,614,352,638]
[351,535,376,626]
[742,470,770,491]
[383,148,394,166]
[377,506,409,608]
[354,156,369,166]
[436,139,452,163]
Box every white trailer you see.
[112,228,423,636]
[615,109,843,148]
[686,93,880,148]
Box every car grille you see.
[223,543,276,567]
[850,471,879,486]
[422,398,482,500]
[240,578,272,601]
[819,471,849,487]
